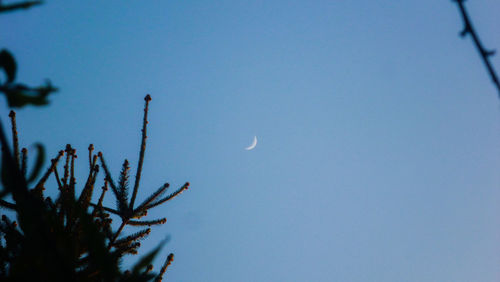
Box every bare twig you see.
[453,0,500,98]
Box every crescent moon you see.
[245,136,258,151]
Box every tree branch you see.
[0,1,42,13]
[453,0,500,98]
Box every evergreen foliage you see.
[0,96,188,281]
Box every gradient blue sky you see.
[2,1,500,281]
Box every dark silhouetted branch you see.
[145,182,189,210]
[1,96,188,279]
[117,159,131,213]
[155,253,174,282]
[134,183,169,214]
[89,203,121,216]
[453,0,500,98]
[128,218,167,227]
[88,144,94,170]
[0,199,15,210]
[33,150,63,190]
[20,147,27,177]
[113,228,151,247]
[8,111,20,168]
[130,95,152,209]
[0,1,42,13]
[98,152,120,200]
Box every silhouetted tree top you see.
[0,96,189,281]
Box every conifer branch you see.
[52,160,63,191]
[0,97,189,280]
[145,182,189,210]
[69,148,76,198]
[89,203,121,216]
[20,148,27,178]
[453,0,500,97]
[88,144,94,170]
[0,118,31,207]
[8,111,20,169]
[79,153,99,206]
[114,242,141,255]
[113,228,151,247]
[117,159,130,213]
[130,94,152,209]
[78,165,99,211]
[0,200,16,210]
[134,183,169,214]
[127,218,166,227]
[98,152,120,200]
[155,253,174,282]
[91,181,108,218]
[108,221,127,249]
[33,150,63,190]
[62,144,72,188]
[0,1,42,13]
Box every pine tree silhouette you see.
[0,95,188,281]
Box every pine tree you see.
[0,95,188,281]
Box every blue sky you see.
[2,1,500,281]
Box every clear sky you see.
[2,1,500,281]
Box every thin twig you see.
[108,221,127,249]
[91,181,108,218]
[145,182,189,210]
[52,162,63,191]
[89,203,121,216]
[62,144,71,188]
[69,148,76,198]
[453,0,500,98]
[21,148,27,178]
[155,253,174,282]
[127,218,166,227]
[33,150,64,190]
[88,144,94,170]
[129,94,152,209]
[98,152,120,200]
[134,183,169,214]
